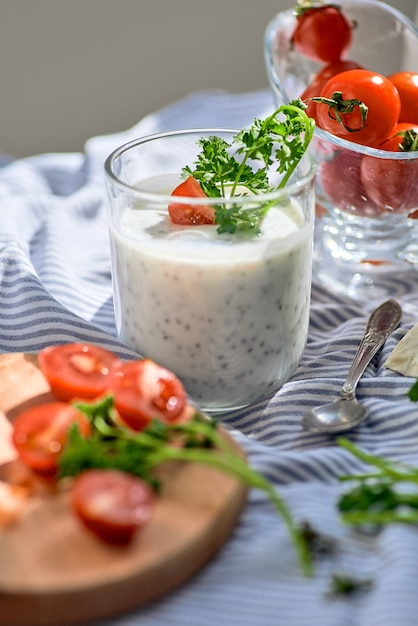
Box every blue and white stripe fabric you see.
[2,89,418,626]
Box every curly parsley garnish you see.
[182,99,314,234]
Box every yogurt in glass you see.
[105,130,315,412]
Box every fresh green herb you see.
[337,437,418,526]
[327,573,373,597]
[298,521,338,559]
[407,379,418,402]
[183,99,314,234]
[59,395,313,577]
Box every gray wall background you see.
[1,0,417,158]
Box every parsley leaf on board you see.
[58,395,313,577]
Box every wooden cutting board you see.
[0,353,247,626]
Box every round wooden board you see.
[0,353,247,626]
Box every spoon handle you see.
[341,299,402,400]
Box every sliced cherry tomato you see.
[12,402,91,473]
[291,4,352,63]
[38,343,121,402]
[71,469,154,545]
[168,176,215,226]
[109,359,189,431]
[320,149,380,217]
[388,71,418,124]
[316,69,401,147]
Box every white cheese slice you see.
[384,323,418,376]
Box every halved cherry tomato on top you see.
[12,402,91,473]
[291,4,353,64]
[38,343,121,402]
[109,359,189,431]
[168,176,215,226]
[315,69,401,147]
[71,469,154,545]
[388,71,418,124]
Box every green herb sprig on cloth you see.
[182,99,314,234]
[58,395,313,577]
[337,437,418,526]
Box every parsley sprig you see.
[182,99,314,234]
[58,395,313,577]
[337,437,418,526]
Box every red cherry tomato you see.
[168,176,215,225]
[314,60,365,84]
[300,79,324,119]
[316,69,401,147]
[379,122,418,152]
[388,71,418,124]
[320,149,380,217]
[12,402,91,473]
[360,146,418,214]
[291,4,352,63]
[301,60,364,120]
[109,359,189,431]
[71,469,154,545]
[38,343,121,402]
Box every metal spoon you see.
[302,299,402,434]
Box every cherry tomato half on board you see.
[109,359,189,431]
[71,469,154,545]
[388,71,418,124]
[315,69,401,147]
[168,176,215,225]
[12,402,91,473]
[38,343,121,402]
[291,3,353,63]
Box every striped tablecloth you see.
[2,89,418,626]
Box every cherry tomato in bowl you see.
[109,359,190,431]
[320,149,380,218]
[360,123,418,213]
[291,4,353,63]
[378,122,418,152]
[388,71,418,124]
[301,60,364,120]
[315,69,401,148]
[38,343,121,402]
[71,469,154,545]
[12,402,91,473]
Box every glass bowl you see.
[264,0,418,299]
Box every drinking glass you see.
[104,129,315,412]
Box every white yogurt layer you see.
[109,183,313,411]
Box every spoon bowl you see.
[302,299,402,434]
